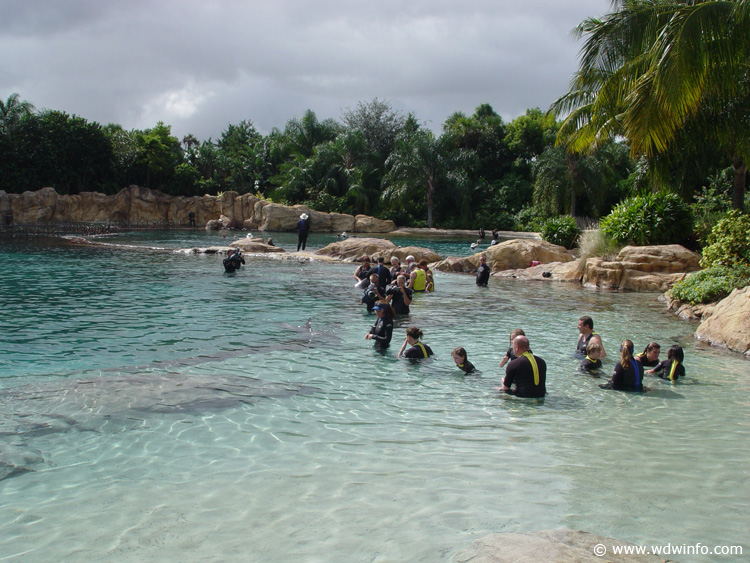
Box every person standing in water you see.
[297,213,310,251]
[365,302,395,348]
[398,326,434,359]
[501,335,546,398]
[576,316,606,358]
[476,254,490,287]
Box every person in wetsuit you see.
[579,341,603,374]
[365,301,395,348]
[398,326,434,359]
[408,260,427,292]
[576,316,606,358]
[501,335,546,398]
[635,342,660,369]
[451,347,476,374]
[499,328,526,368]
[600,339,645,392]
[223,248,245,273]
[385,274,413,316]
[646,344,685,382]
[476,254,490,287]
[369,256,392,295]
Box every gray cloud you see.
[0,0,608,141]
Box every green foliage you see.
[669,265,750,305]
[691,174,733,243]
[600,192,693,246]
[540,215,581,249]
[700,210,750,268]
[513,205,545,232]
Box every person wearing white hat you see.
[297,213,310,251]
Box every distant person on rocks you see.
[476,254,490,287]
[499,328,526,368]
[297,213,310,251]
[451,347,476,374]
[365,301,395,348]
[501,335,546,398]
[188,211,196,227]
[398,326,434,359]
[492,229,499,241]
[576,316,606,358]
[479,228,485,240]
[385,274,413,316]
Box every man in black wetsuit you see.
[576,316,606,358]
[502,335,546,398]
[369,256,392,295]
[476,254,490,287]
[385,274,412,315]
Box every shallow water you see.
[0,234,748,562]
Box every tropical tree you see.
[553,0,750,210]
[342,98,406,161]
[0,93,35,136]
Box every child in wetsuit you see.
[646,345,685,382]
[579,342,603,374]
[499,328,525,368]
[451,347,476,374]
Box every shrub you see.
[669,265,750,304]
[578,228,621,260]
[513,205,545,232]
[691,183,732,244]
[540,215,581,249]
[600,191,693,246]
[700,210,750,268]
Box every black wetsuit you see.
[476,264,490,287]
[576,331,598,356]
[404,342,433,359]
[368,317,394,347]
[603,361,643,392]
[579,356,603,373]
[223,252,245,273]
[503,353,547,398]
[386,285,413,315]
[651,360,685,381]
[369,264,392,294]
[297,218,310,251]
[635,353,660,369]
[457,359,476,374]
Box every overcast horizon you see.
[1,0,609,142]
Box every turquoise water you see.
[1,233,748,562]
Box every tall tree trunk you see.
[426,181,434,228]
[732,157,746,212]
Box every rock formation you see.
[0,186,396,233]
[314,237,440,263]
[694,286,750,355]
[432,239,574,273]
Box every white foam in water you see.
[1,233,749,562]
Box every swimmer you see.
[646,345,685,382]
[600,339,646,392]
[500,335,546,398]
[451,347,475,374]
[499,328,526,368]
[635,342,660,369]
[576,316,606,358]
[398,326,434,359]
[365,302,395,347]
[579,342,603,374]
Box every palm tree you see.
[553,0,750,210]
[0,93,35,135]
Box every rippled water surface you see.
[1,233,748,562]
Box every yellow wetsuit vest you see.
[412,269,426,291]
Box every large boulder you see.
[354,214,397,233]
[497,259,586,283]
[584,245,701,291]
[694,286,750,355]
[315,238,397,261]
[385,246,441,264]
[433,239,573,273]
[454,529,670,563]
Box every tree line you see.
[1,1,747,229]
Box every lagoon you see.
[1,231,748,562]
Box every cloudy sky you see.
[1,0,609,142]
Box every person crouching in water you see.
[365,301,395,348]
[361,273,385,313]
[646,345,685,382]
[500,335,546,398]
[451,347,475,374]
[579,341,603,374]
[600,339,646,392]
[398,326,434,359]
